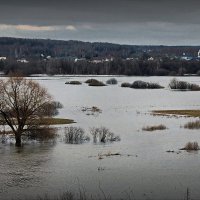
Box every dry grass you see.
[184,120,200,129]
[142,124,166,131]
[152,110,200,118]
[180,142,199,151]
[0,118,75,126]
[35,118,75,125]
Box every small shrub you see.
[41,101,63,116]
[181,142,199,151]
[52,101,64,109]
[142,124,167,131]
[184,120,200,129]
[169,78,200,91]
[88,80,106,87]
[85,79,97,84]
[64,127,90,144]
[121,82,131,88]
[90,127,120,143]
[65,81,82,85]
[131,80,164,89]
[1,133,8,144]
[106,78,118,85]
[85,79,106,86]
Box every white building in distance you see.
[0,57,7,61]
[198,50,200,58]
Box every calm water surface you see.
[1,76,200,200]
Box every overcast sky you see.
[0,0,200,45]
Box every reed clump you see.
[142,124,167,131]
[180,142,199,151]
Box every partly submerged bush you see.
[180,142,199,151]
[142,124,167,131]
[25,127,58,141]
[121,82,131,88]
[184,120,200,129]
[51,101,64,109]
[64,127,90,144]
[106,78,118,85]
[41,101,64,116]
[85,79,97,84]
[65,81,82,85]
[169,78,200,91]
[90,127,120,143]
[131,80,164,89]
[85,79,106,87]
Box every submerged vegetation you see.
[121,80,163,89]
[121,82,131,88]
[131,80,164,89]
[85,79,106,87]
[106,78,118,85]
[184,120,200,129]
[26,127,58,141]
[90,127,120,143]
[64,127,90,144]
[180,142,199,151]
[65,81,82,85]
[81,106,102,116]
[169,78,200,91]
[142,124,167,131]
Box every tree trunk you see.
[15,133,22,147]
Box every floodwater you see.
[1,76,200,200]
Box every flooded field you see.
[1,76,200,200]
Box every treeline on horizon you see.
[0,37,200,76]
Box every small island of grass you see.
[152,110,200,118]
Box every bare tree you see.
[0,75,55,147]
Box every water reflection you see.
[0,141,56,199]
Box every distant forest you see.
[0,37,200,76]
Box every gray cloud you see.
[0,0,200,44]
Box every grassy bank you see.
[0,118,75,127]
[37,118,75,125]
[152,110,200,118]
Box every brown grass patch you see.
[152,110,200,118]
[37,118,75,125]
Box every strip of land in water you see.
[38,118,75,125]
[0,118,75,126]
[152,110,200,118]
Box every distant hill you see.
[1,37,200,76]
[0,37,200,59]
